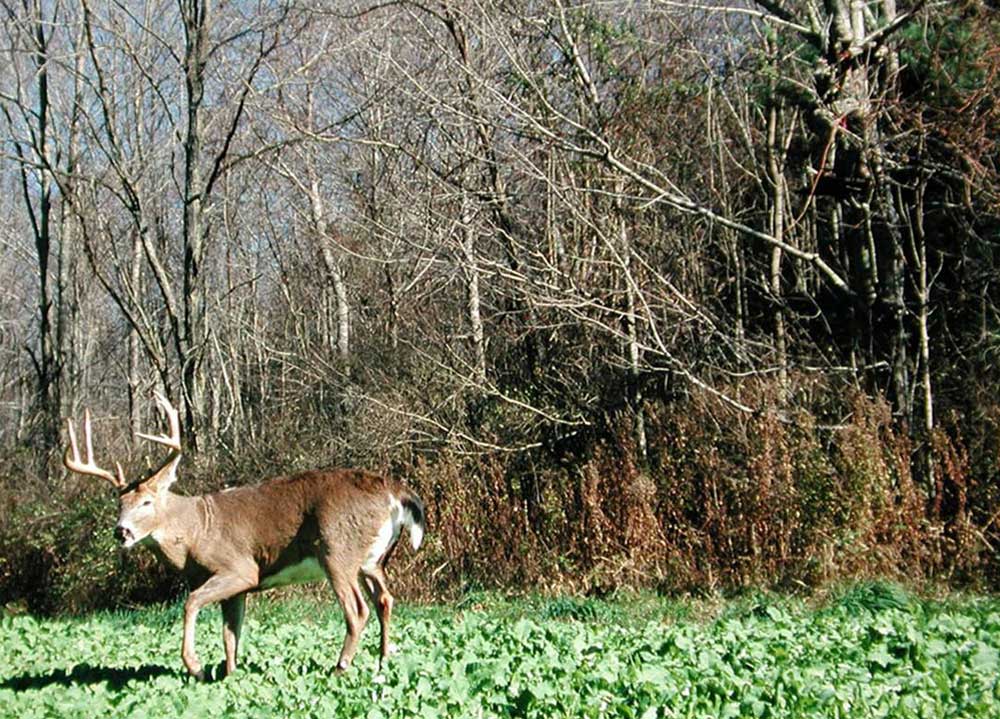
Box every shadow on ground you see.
[1,663,179,691]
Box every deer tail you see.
[399,490,425,551]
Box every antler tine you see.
[64,410,123,488]
[135,390,182,453]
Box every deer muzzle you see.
[115,524,135,547]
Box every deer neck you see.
[148,492,206,571]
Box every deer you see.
[62,392,425,681]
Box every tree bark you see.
[766,97,789,399]
[307,177,350,361]
[180,0,211,450]
[617,177,647,458]
[461,189,487,386]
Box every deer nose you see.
[114,525,131,544]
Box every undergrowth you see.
[1,385,997,615]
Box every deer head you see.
[64,392,182,548]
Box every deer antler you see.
[64,409,126,488]
[136,391,182,454]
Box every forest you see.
[0,0,998,613]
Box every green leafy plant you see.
[2,590,998,718]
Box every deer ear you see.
[148,455,181,494]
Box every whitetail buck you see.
[63,393,425,681]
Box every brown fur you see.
[65,397,424,680]
[124,468,423,679]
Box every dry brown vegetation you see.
[3,384,997,614]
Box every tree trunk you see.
[617,177,647,458]
[911,171,935,494]
[308,177,350,361]
[128,230,144,437]
[19,6,60,448]
[180,0,211,450]
[766,99,788,399]
[461,190,487,386]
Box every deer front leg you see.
[183,573,255,680]
[221,593,247,677]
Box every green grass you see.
[1,584,999,718]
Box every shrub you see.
[0,378,993,614]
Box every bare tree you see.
[67,0,288,449]
[0,0,86,447]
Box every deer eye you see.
[140,499,154,508]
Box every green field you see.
[1,585,998,718]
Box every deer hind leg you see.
[361,566,394,668]
[324,563,369,672]
[221,593,247,677]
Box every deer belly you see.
[259,558,326,589]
